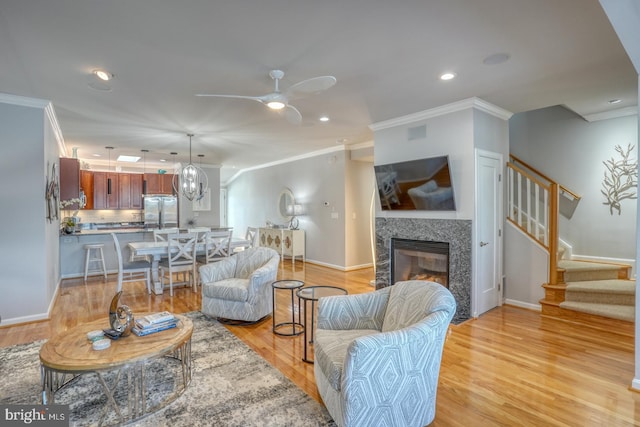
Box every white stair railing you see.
[507,155,573,285]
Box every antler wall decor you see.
[601,143,637,215]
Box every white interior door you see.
[475,150,503,316]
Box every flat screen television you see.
[374,155,456,211]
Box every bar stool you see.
[84,243,107,281]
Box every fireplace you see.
[375,217,471,323]
[391,238,449,287]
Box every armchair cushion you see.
[202,278,249,302]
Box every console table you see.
[258,228,305,266]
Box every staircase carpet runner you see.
[555,260,635,323]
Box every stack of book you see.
[132,311,179,336]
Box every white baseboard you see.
[504,299,541,312]
[304,259,373,272]
[632,378,640,392]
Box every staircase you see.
[540,259,635,336]
[507,156,635,336]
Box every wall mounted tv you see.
[374,156,456,211]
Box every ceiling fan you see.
[196,70,336,124]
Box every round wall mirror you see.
[278,188,295,221]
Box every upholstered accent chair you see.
[199,247,280,323]
[314,280,456,427]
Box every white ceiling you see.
[0,0,637,182]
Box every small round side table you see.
[271,280,305,336]
[297,285,348,363]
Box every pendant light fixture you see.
[172,134,208,201]
[141,149,149,196]
[106,146,114,195]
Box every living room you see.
[1,0,640,425]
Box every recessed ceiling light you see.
[608,99,622,104]
[439,72,456,81]
[159,159,167,162]
[117,155,141,163]
[319,116,330,122]
[93,69,113,81]
[92,153,102,157]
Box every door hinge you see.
[498,282,501,291]
[498,173,502,182]
[498,229,502,237]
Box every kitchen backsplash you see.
[62,209,143,224]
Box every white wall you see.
[0,95,62,325]
[504,222,548,308]
[226,148,374,269]
[373,108,475,220]
[509,105,638,261]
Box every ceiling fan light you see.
[267,100,286,110]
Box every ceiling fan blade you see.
[281,104,302,125]
[286,76,337,97]
[195,93,265,103]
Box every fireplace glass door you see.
[390,238,449,287]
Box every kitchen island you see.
[59,228,155,279]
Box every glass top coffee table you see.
[296,285,348,363]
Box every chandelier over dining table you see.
[173,133,208,201]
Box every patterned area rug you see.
[0,312,335,426]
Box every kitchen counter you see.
[62,228,149,236]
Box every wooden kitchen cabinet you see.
[118,173,131,208]
[59,158,81,210]
[93,172,119,209]
[130,174,143,208]
[80,170,94,210]
[144,173,175,195]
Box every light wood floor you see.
[2,261,639,426]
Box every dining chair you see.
[197,230,233,265]
[245,227,259,248]
[111,233,151,294]
[159,232,198,296]
[153,227,180,242]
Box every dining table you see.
[128,237,252,295]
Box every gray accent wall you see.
[509,105,638,260]
[0,97,61,325]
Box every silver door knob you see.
[480,241,489,247]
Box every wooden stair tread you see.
[565,279,635,294]
[559,301,634,322]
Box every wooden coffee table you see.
[39,314,193,426]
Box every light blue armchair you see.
[314,280,456,427]
[199,247,280,323]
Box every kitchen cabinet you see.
[130,174,143,208]
[59,158,81,210]
[118,173,131,208]
[80,170,94,210]
[144,173,175,195]
[93,172,119,209]
[258,228,305,266]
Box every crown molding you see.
[225,145,346,185]
[369,97,513,131]
[0,93,67,155]
[0,92,50,109]
[582,106,638,122]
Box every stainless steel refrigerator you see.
[144,195,178,229]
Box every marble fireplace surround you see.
[375,217,471,323]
